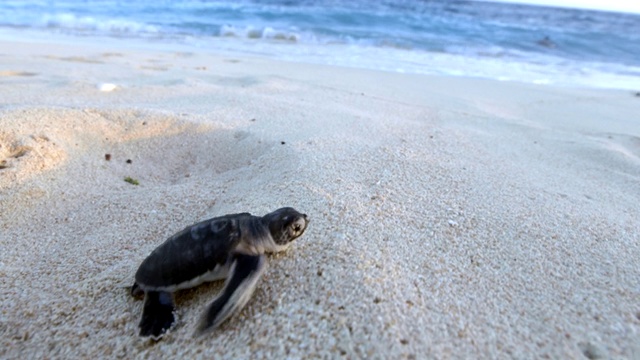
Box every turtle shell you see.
[135,213,253,290]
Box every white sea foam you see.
[219,24,303,42]
[41,13,159,34]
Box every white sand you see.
[1,33,639,359]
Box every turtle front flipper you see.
[139,291,175,340]
[196,253,267,335]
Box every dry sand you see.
[1,33,639,359]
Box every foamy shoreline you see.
[2,26,640,92]
[1,34,639,359]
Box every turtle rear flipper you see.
[196,254,266,335]
[139,291,175,340]
[130,282,144,298]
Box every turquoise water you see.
[2,0,639,89]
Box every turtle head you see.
[263,207,309,251]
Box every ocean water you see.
[1,0,639,90]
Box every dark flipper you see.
[130,282,144,298]
[197,254,266,335]
[139,291,175,339]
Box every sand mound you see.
[0,108,275,190]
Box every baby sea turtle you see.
[130,207,309,339]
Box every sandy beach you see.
[1,33,639,359]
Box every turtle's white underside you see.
[143,263,230,293]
